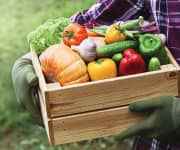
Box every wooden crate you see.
[31,47,180,145]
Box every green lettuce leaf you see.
[28,17,71,54]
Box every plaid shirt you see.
[71,0,180,64]
[133,136,180,150]
[71,0,180,149]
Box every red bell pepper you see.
[123,48,137,58]
[119,49,146,75]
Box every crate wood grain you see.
[31,46,180,145]
[46,69,179,118]
[38,90,145,145]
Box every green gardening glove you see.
[12,57,43,126]
[117,96,180,143]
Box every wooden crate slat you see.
[164,47,179,68]
[38,90,54,144]
[52,105,145,145]
[46,69,178,117]
[31,50,47,92]
[31,50,52,118]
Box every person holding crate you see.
[12,0,180,149]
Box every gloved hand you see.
[12,57,43,126]
[117,96,180,143]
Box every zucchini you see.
[96,40,138,57]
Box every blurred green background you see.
[0,0,133,149]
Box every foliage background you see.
[0,0,133,149]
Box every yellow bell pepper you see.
[105,24,126,44]
[87,58,117,81]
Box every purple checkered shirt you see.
[71,0,180,149]
[132,136,180,150]
[71,0,180,64]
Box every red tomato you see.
[63,23,88,47]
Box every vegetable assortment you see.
[29,16,170,86]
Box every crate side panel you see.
[165,47,179,68]
[47,70,178,117]
[31,50,47,93]
[31,50,52,118]
[52,106,144,145]
[38,90,55,144]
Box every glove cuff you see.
[12,58,32,82]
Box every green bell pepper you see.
[139,34,162,57]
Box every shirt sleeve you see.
[70,0,145,28]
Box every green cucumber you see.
[156,47,170,65]
[148,57,161,71]
[96,40,138,57]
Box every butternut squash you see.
[39,43,89,86]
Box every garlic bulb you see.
[71,38,97,62]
